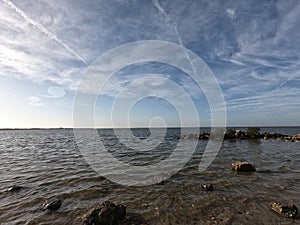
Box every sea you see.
[0,127,299,225]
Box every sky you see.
[0,0,299,128]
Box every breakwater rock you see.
[181,128,299,142]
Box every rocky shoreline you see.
[3,160,299,224]
[181,127,300,142]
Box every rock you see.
[42,199,62,211]
[235,130,242,138]
[83,201,126,225]
[224,129,236,139]
[285,136,292,141]
[231,161,256,172]
[199,132,210,140]
[5,185,24,192]
[201,184,214,191]
[270,202,298,219]
[292,134,300,142]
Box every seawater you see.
[0,127,299,224]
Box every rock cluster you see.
[181,132,210,140]
[270,202,298,219]
[292,134,300,142]
[4,154,299,223]
[181,128,300,142]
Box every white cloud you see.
[47,86,66,98]
[1,0,87,64]
[26,96,42,106]
[0,0,299,124]
[227,8,235,18]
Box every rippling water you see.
[0,127,299,224]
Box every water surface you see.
[0,128,299,224]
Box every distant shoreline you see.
[0,126,300,131]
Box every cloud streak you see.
[0,0,299,126]
[1,0,87,65]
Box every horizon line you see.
[1,125,300,130]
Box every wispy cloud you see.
[26,96,42,106]
[1,0,87,65]
[0,0,299,125]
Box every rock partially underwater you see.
[270,202,298,219]
[201,183,214,191]
[4,185,24,193]
[42,199,62,211]
[83,201,126,225]
[232,161,256,172]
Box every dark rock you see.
[292,134,300,142]
[83,201,126,225]
[235,130,242,138]
[157,180,165,185]
[224,129,236,139]
[181,128,298,142]
[5,185,24,192]
[231,161,256,172]
[277,137,286,141]
[42,199,62,211]
[199,132,210,140]
[270,202,298,219]
[285,136,292,141]
[201,184,214,191]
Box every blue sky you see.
[0,0,299,128]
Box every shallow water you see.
[0,128,299,224]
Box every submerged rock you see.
[201,184,214,191]
[42,199,62,211]
[122,213,148,225]
[270,202,298,219]
[5,185,24,192]
[231,161,256,172]
[83,201,126,225]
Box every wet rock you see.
[270,202,298,219]
[285,136,293,141]
[292,134,300,142]
[181,128,300,142]
[235,130,242,138]
[42,199,62,211]
[231,161,256,172]
[201,184,214,191]
[199,132,210,140]
[224,129,236,139]
[83,201,126,225]
[157,180,165,185]
[5,185,24,192]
